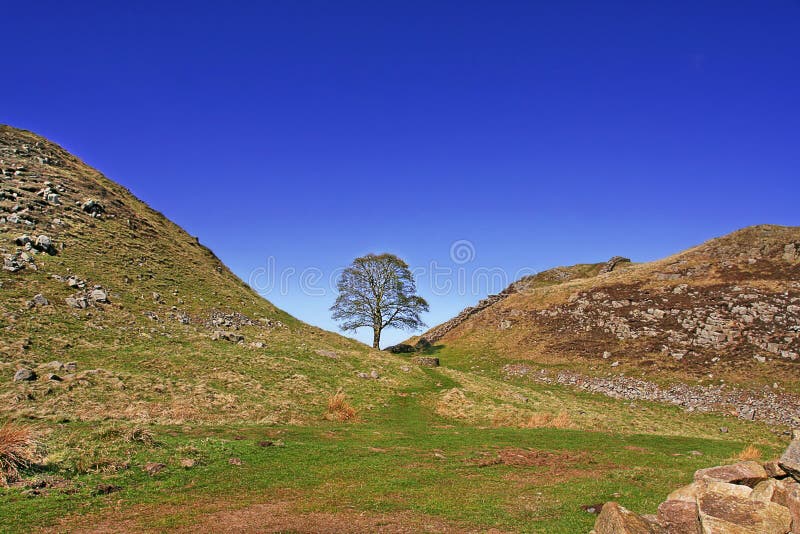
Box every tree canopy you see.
[330,253,429,349]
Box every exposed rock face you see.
[594,438,800,533]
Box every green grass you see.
[0,366,784,533]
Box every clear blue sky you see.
[3,1,798,347]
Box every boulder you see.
[656,500,701,533]
[385,344,416,354]
[34,235,55,254]
[593,502,660,533]
[13,368,36,382]
[696,480,791,534]
[787,485,800,534]
[65,362,78,372]
[32,294,49,307]
[751,479,792,507]
[694,461,769,487]
[779,439,800,482]
[667,482,702,503]
[764,460,788,479]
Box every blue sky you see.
[2,1,799,347]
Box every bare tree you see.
[331,253,429,349]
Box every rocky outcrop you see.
[600,256,631,274]
[593,439,800,534]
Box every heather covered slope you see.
[0,125,423,424]
[418,225,800,397]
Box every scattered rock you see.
[228,457,242,466]
[315,349,338,359]
[34,235,55,254]
[13,368,36,382]
[89,288,109,303]
[82,199,104,216]
[31,294,49,307]
[210,331,244,343]
[65,362,78,372]
[46,374,62,382]
[179,458,196,468]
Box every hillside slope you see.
[419,225,800,395]
[0,125,423,424]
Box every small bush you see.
[326,393,357,421]
[736,444,762,461]
[0,422,38,485]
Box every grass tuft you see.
[735,444,762,461]
[326,392,357,422]
[523,412,573,429]
[0,422,38,486]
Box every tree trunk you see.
[372,327,381,349]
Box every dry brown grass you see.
[325,393,357,422]
[522,411,573,429]
[0,421,38,485]
[735,444,762,461]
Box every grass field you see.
[1,359,785,533]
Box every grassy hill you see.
[0,126,793,533]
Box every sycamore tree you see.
[331,253,429,349]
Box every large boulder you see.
[696,480,791,534]
[788,486,800,534]
[656,499,701,533]
[779,439,800,482]
[751,478,793,507]
[593,502,661,533]
[694,461,769,487]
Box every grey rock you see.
[13,368,36,381]
[89,288,108,303]
[32,294,49,307]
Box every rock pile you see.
[591,437,800,533]
[505,365,800,427]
